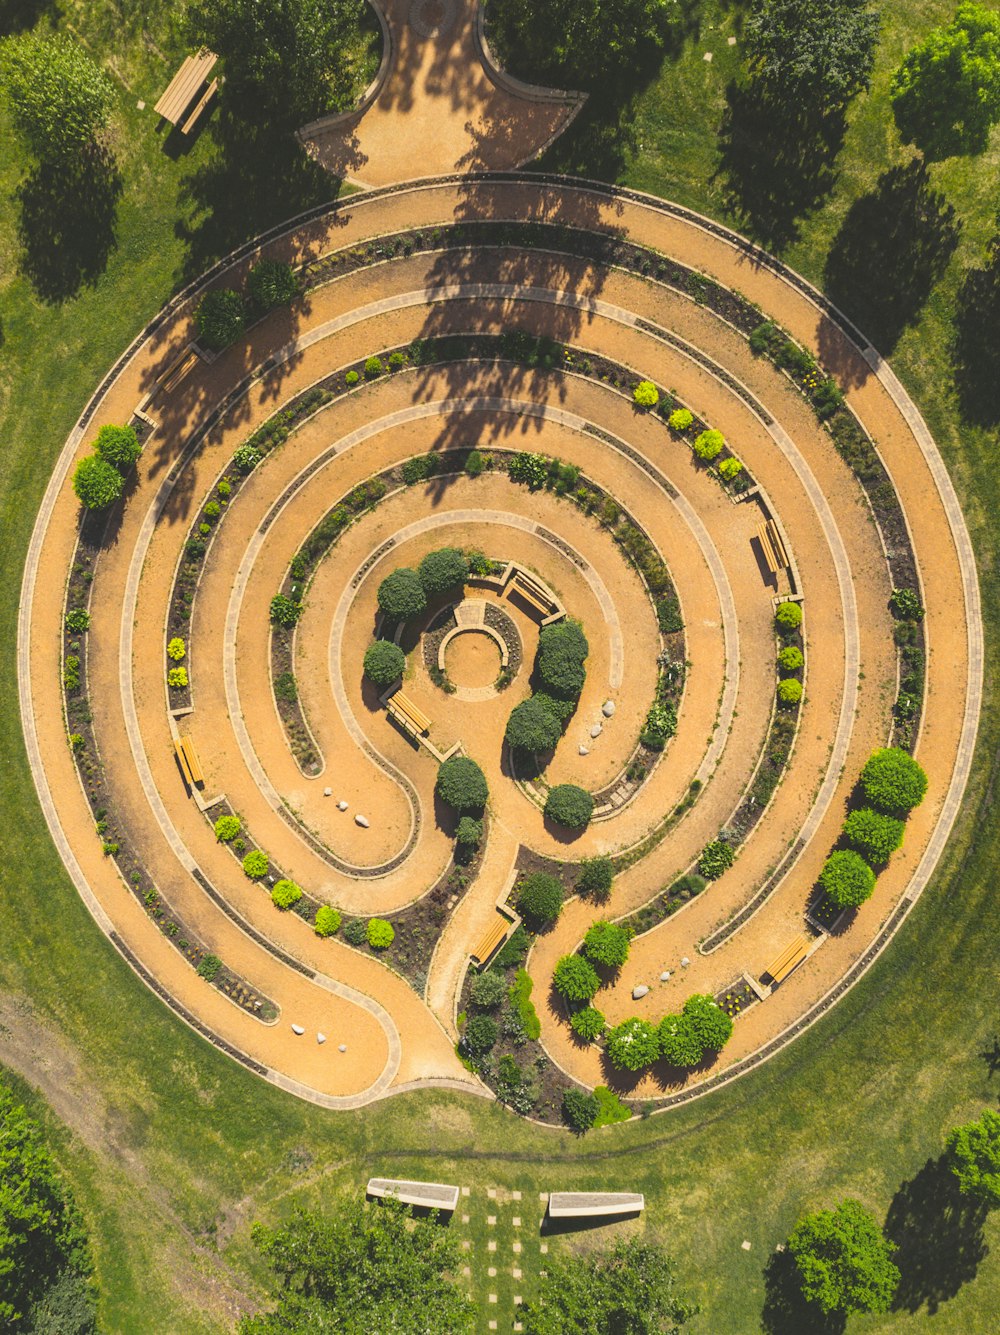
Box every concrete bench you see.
[548,1192,644,1218]
[367,1178,460,1211]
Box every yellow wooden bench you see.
[388,692,431,737]
[762,933,811,986]
[174,738,195,788]
[179,735,205,788]
[471,914,510,967]
[158,350,200,397]
[180,77,219,135]
[765,519,789,570]
[756,522,780,576]
[154,50,218,128]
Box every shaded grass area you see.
[0,1,999,1332]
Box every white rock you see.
[338,800,349,811]
[338,1044,347,1053]
[323,787,332,797]
[632,984,649,1000]
[590,723,603,739]
[291,1024,305,1035]
[660,971,670,982]
[602,699,616,717]
[317,1032,326,1044]
[355,814,370,828]
[681,957,691,967]
[578,745,590,756]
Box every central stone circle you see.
[445,628,502,689]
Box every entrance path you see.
[302,0,584,187]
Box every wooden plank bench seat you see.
[756,522,780,577]
[179,735,205,788]
[762,933,811,986]
[765,519,789,570]
[155,50,218,129]
[173,738,195,788]
[390,692,431,734]
[180,77,219,135]
[470,914,510,967]
[157,350,200,397]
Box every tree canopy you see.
[519,1236,695,1334]
[435,756,489,812]
[363,639,405,687]
[582,920,631,969]
[843,806,905,864]
[72,454,124,510]
[240,1199,474,1333]
[377,567,426,622]
[544,783,594,830]
[505,696,562,754]
[859,747,928,814]
[517,872,564,927]
[418,546,469,596]
[745,0,882,110]
[945,1107,1000,1207]
[787,1198,899,1316]
[0,32,114,163]
[818,849,876,909]
[891,3,1000,159]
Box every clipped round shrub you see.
[195,288,246,351]
[605,1017,660,1072]
[582,921,631,970]
[418,546,469,596]
[463,1013,498,1056]
[570,1006,606,1041]
[470,969,505,1009]
[377,567,426,622]
[269,594,301,626]
[214,814,241,842]
[363,639,405,687]
[313,905,341,937]
[95,423,142,469]
[698,839,735,880]
[73,454,124,509]
[345,369,360,386]
[545,784,594,830]
[859,747,928,815]
[367,918,395,949]
[658,1013,704,1068]
[247,258,298,311]
[777,678,803,706]
[562,1088,600,1133]
[553,954,601,1002]
[364,355,385,379]
[271,879,302,910]
[778,645,804,673]
[844,807,905,865]
[388,350,406,370]
[456,816,483,847]
[683,993,733,1052]
[536,621,589,698]
[819,849,876,909]
[517,872,564,927]
[167,637,186,661]
[718,456,744,482]
[693,428,725,461]
[167,667,188,689]
[505,696,562,754]
[775,600,803,633]
[669,407,694,431]
[343,918,368,946]
[242,849,269,879]
[633,380,659,408]
[436,756,489,812]
[577,855,614,900]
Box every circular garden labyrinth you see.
[20,175,981,1120]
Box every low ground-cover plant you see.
[570,1005,606,1041]
[463,1013,498,1055]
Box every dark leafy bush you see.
[195,288,246,350]
[247,258,298,311]
[562,1088,600,1133]
[401,453,438,485]
[890,586,925,620]
[583,920,631,969]
[859,747,928,814]
[269,594,301,626]
[73,454,123,509]
[343,918,368,946]
[819,849,876,909]
[65,609,90,633]
[658,1013,704,1067]
[418,546,469,596]
[95,423,141,468]
[495,925,530,969]
[544,784,594,830]
[377,567,426,622]
[698,839,735,880]
[463,1013,498,1056]
[683,993,733,1052]
[570,1005,606,1041]
[843,807,905,864]
[517,872,564,927]
[436,756,489,811]
[197,953,222,981]
[470,969,506,1009]
[505,696,562,753]
[275,671,298,703]
[533,691,577,726]
[363,639,405,687]
[605,1017,660,1071]
[464,449,486,477]
[508,452,549,488]
[641,700,677,750]
[552,953,601,1002]
[577,855,614,899]
[536,620,589,698]
[455,816,483,847]
[232,443,261,473]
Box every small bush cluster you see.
[470,969,506,1010]
[749,320,844,420]
[269,594,301,627]
[271,879,302,910]
[658,994,733,1068]
[65,608,90,633]
[508,451,549,489]
[553,954,601,1002]
[583,920,631,969]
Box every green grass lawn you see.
[3,2,1000,1331]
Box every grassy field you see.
[2,2,1000,1331]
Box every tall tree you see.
[891,3,1000,159]
[787,1198,899,1316]
[744,0,882,111]
[520,1236,696,1334]
[487,0,676,84]
[240,1199,474,1333]
[945,1108,1000,1207]
[0,31,113,162]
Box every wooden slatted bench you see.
[154,50,218,130]
[388,692,431,737]
[180,77,219,135]
[470,913,510,967]
[157,349,200,397]
[756,521,780,577]
[174,738,195,788]
[762,933,811,987]
[765,518,789,570]
[179,735,205,788]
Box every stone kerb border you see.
[475,3,586,108]
[297,0,394,140]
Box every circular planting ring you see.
[20,175,980,1119]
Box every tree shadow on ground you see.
[884,1154,989,1315]
[980,1034,1000,1078]
[760,1248,846,1335]
[715,82,847,253]
[824,160,961,356]
[952,230,1000,426]
[0,0,56,34]
[17,144,123,303]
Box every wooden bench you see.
[180,77,219,135]
[157,350,200,397]
[756,519,789,577]
[762,933,811,987]
[179,735,205,788]
[470,914,510,967]
[173,738,194,788]
[511,573,555,618]
[388,692,431,737]
[154,50,218,130]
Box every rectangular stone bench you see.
[548,1192,644,1218]
[366,1178,460,1211]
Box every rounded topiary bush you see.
[658,1013,704,1068]
[693,428,725,460]
[778,645,804,673]
[363,639,405,687]
[859,747,928,814]
[436,756,488,812]
[843,807,905,864]
[418,546,469,596]
[95,423,142,469]
[775,600,803,634]
[669,407,693,431]
[778,678,803,706]
[683,993,733,1052]
[517,872,564,927]
[469,969,505,1010]
[167,667,188,689]
[570,1005,606,1041]
[552,954,601,1002]
[271,879,302,910]
[819,849,876,909]
[544,784,594,830]
[73,454,124,510]
[377,567,426,622]
[505,696,562,754]
[195,288,246,351]
[536,621,589,699]
[367,918,395,949]
[247,258,298,311]
[242,849,269,879]
[562,1088,599,1133]
[167,637,186,661]
[605,1016,660,1071]
[214,814,241,842]
[314,905,341,937]
[582,921,631,969]
[633,380,659,408]
[463,1013,498,1056]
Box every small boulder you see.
[660,971,670,982]
[578,745,590,756]
[681,956,691,967]
[338,800,349,811]
[632,984,649,1000]
[590,723,603,739]
[323,787,332,797]
[355,814,370,828]
[291,1024,305,1035]
[338,1044,347,1053]
[317,1032,326,1044]
[602,699,616,717]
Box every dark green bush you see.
[195,288,246,350]
[683,993,733,1051]
[819,849,876,909]
[197,953,222,981]
[401,453,438,484]
[859,747,928,814]
[418,547,469,596]
[269,594,301,626]
[495,925,530,969]
[544,784,594,830]
[552,953,601,1002]
[843,807,905,864]
[464,1013,498,1056]
[570,1005,606,1041]
[890,587,925,620]
[583,921,631,969]
[517,872,564,927]
[73,454,123,509]
[698,839,735,880]
[505,696,562,753]
[343,918,368,946]
[536,621,589,698]
[275,671,298,703]
[247,258,298,311]
[470,969,505,1009]
[377,567,426,622]
[436,756,489,811]
[64,608,90,634]
[464,449,486,477]
[363,640,405,687]
[658,1013,704,1067]
[577,855,614,900]
[508,968,541,1039]
[562,1088,600,1133]
[456,816,483,847]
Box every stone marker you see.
[660,971,670,982]
[356,814,370,828]
[632,984,649,999]
[681,956,690,967]
[291,1024,305,1035]
[338,1043,347,1053]
[323,787,332,797]
[578,745,589,756]
[602,699,616,717]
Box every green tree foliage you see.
[582,920,631,969]
[787,1199,899,1316]
[247,258,298,311]
[418,546,469,596]
[819,849,876,909]
[487,0,677,85]
[545,783,594,830]
[605,1016,660,1071]
[455,816,483,847]
[505,696,562,753]
[195,288,247,351]
[470,969,506,1010]
[0,32,113,163]
[269,593,301,626]
[891,3,1000,159]
[0,1082,95,1329]
[241,1198,474,1334]
[859,747,928,814]
[463,1013,498,1056]
[313,905,341,937]
[683,993,733,1052]
[536,621,589,698]
[562,1088,600,1133]
[669,407,693,431]
[778,644,804,672]
[362,639,405,687]
[517,872,564,927]
[658,1012,704,1068]
[775,600,803,633]
[698,839,735,880]
[843,807,905,864]
[570,1005,606,1041]
[693,428,725,460]
[577,854,614,900]
[72,454,123,510]
[366,918,394,949]
[435,756,489,811]
[94,423,141,469]
[553,953,601,1002]
[745,0,881,110]
[945,1107,1000,1206]
[377,567,426,622]
[215,815,241,842]
[271,879,302,909]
